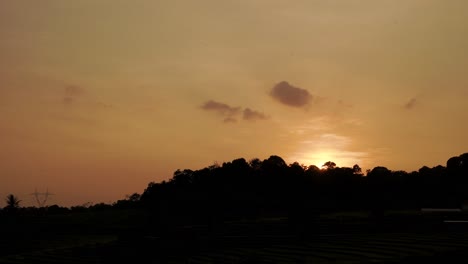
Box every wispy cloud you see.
[223,117,238,123]
[63,85,85,105]
[404,97,417,110]
[52,113,98,126]
[94,102,113,109]
[270,81,312,108]
[288,117,331,136]
[337,99,353,109]
[243,108,269,121]
[63,97,74,105]
[65,85,85,97]
[61,85,113,110]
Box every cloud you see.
[223,117,238,123]
[270,81,312,107]
[201,100,269,123]
[63,97,74,105]
[243,108,269,121]
[63,85,85,105]
[337,100,353,108]
[52,113,98,126]
[201,100,241,116]
[404,98,417,110]
[65,85,85,97]
[94,102,113,109]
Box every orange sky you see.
[1,0,468,207]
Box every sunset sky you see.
[1,0,468,207]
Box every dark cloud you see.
[404,98,417,110]
[201,100,241,116]
[270,81,312,107]
[201,100,269,123]
[243,108,268,121]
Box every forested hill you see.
[140,153,468,223]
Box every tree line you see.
[0,193,141,216]
[3,153,468,222]
[140,153,468,224]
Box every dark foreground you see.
[2,210,468,264]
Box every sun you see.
[313,156,338,169]
[291,149,364,169]
[289,135,366,169]
[291,150,337,168]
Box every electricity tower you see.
[30,188,54,207]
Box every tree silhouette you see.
[249,158,262,171]
[367,167,392,219]
[352,164,363,175]
[128,193,141,202]
[446,153,468,206]
[138,152,468,227]
[4,194,21,213]
[322,161,336,170]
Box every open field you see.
[2,210,468,263]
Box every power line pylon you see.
[30,188,54,207]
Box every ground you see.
[1,209,468,263]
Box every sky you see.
[1,0,468,207]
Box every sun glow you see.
[294,150,341,168]
[290,134,367,169]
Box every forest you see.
[139,153,468,225]
[2,153,468,263]
[3,152,468,221]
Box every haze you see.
[1,0,468,206]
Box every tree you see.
[249,158,262,170]
[264,155,287,169]
[353,164,363,175]
[289,162,306,177]
[171,169,194,186]
[322,161,336,170]
[127,193,141,202]
[261,155,288,177]
[367,167,392,220]
[4,194,21,213]
[446,153,468,206]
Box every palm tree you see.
[4,194,21,212]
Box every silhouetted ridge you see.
[139,153,468,226]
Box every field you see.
[1,210,468,263]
